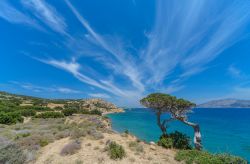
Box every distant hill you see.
[198,99,250,108]
[0,91,123,114]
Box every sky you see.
[1,0,250,107]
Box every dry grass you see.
[0,114,109,163]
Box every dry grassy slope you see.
[35,131,179,164]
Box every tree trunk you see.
[176,118,202,150]
[156,112,166,136]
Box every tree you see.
[140,93,175,136]
[169,98,202,150]
[140,93,202,150]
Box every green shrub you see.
[169,131,192,149]
[54,106,63,110]
[0,112,24,125]
[108,141,126,160]
[28,106,52,111]
[62,109,76,116]
[175,150,247,164]
[80,109,102,116]
[15,133,31,140]
[34,112,64,119]
[39,139,49,147]
[90,109,102,116]
[158,131,191,149]
[20,109,36,117]
[158,136,173,148]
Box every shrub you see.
[34,112,64,119]
[169,131,192,149]
[158,131,191,149]
[62,109,76,116]
[54,106,63,110]
[0,112,24,125]
[15,133,31,140]
[107,141,126,160]
[175,150,247,164]
[90,109,102,116]
[128,141,144,153]
[22,106,52,111]
[0,144,26,164]
[20,109,36,117]
[158,136,173,149]
[39,139,49,147]
[60,140,81,156]
[70,128,87,139]
[80,109,102,116]
[88,129,104,140]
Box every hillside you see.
[0,91,123,114]
[198,99,250,108]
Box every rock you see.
[149,141,156,145]
[150,145,156,151]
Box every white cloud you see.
[64,0,144,92]
[22,0,67,35]
[11,81,81,94]
[228,65,246,79]
[141,0,250,92]
[89,93,111,99]
[0,0,42,30]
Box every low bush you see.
[80,109,102,116]
[39,139,49,147]
[175,150,247,164]
[169,131,192,149]
[158,131,191,149]
[34,112,64,119]
[70,128,87,139]
[107,141,126,160]
[88,129,104,140]
[0,112,24,125]
[25,106,53,111]
[60,140,81,156]
[62,108,76,116]
[128,141,144,153]
[54,106,63,110]
[0,144,26,164]
[20,109,36,117]
[158,136,173,148]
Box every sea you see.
[107,108,250,161]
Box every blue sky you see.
[1,0,250,107]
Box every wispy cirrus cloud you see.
[89,93,111,99]
[0,0,42,30]
[64,0,144,92]
[7,0,250,106]
[36,58,141,99]
[11,81,81,94]
[141,0,250,91]
[21,0,67,35]
[228,65,247,79]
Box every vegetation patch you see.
[34,112,65,119]
[107,141,126,160]
[60,140,81,156]
[0,112,24,125]
[128,141,144,153]
[0,144,26,164]
[158,131,192,149]
[175,150,248,164]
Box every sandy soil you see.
[34,132,179,164]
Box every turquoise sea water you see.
[108,108,250,161]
